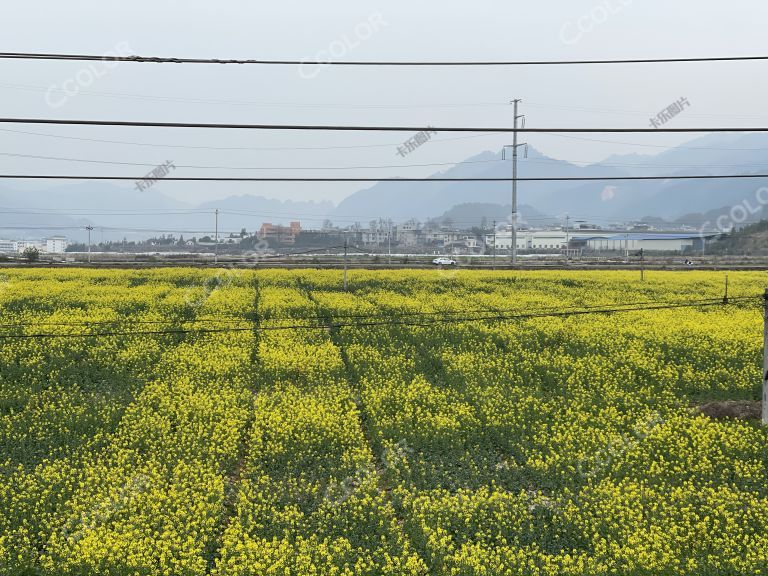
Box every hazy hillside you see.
[0,181,189,242]
[675,203,768,228]
[706,220,768,255]
[333,148,629,221]
[196,195,336,230]
[334,133,768,222]
[432,202,552,228]
[2,132,768,238]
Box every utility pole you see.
[387,220,392,265]
[640,248,644,282]
[512,99,520,267]
[214,209,219,264]
[503,99,526,267]
[564,214,570,263]
[85,225,93,263]
[343,238,349,291]
[763,289,768,425]
[492,219,497,270]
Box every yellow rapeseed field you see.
[0,268,766,575]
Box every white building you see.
[581,233,699,253]
[360,220,393,247]
[45,236,69,254]
[485,230,701,253]
[424,229,474,246]
[487,230,598,251]
[16,240,45,253]
[395,220,421,247]
[0,237,69,255]
[361,229,391,246]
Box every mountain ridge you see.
[2,132,768,239]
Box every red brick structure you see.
[259,221,301,245]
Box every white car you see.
[432,257,457,266]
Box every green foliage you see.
[22,246,39,263]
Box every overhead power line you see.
[4,297,743,330]
[5,173,768,183]
[248,297,749,323]
[0,297,752,340]
[3,52,768,66]
[0,207,212,216]
[0,225,246,234]
[260,245,348,259]
[542,132,768,153]
[2,81,766,120]
[11,149,768,172]
[0,317,256,329]
[2,81,507,109]
[6,127,768,155]
[0,127,498,151]
[3,80,767,121]
[0,206,728,227]
[320,297,754,330]
[4,117,768,133]
[0,150,502,171]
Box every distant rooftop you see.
[581,233,714,241]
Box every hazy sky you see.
[3,1,768,205]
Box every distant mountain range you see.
[3,132,768,241]
[334,132,768,224]
[431,202,552,228]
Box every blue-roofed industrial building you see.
[574,233,717,253]
[486,230,721,254]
